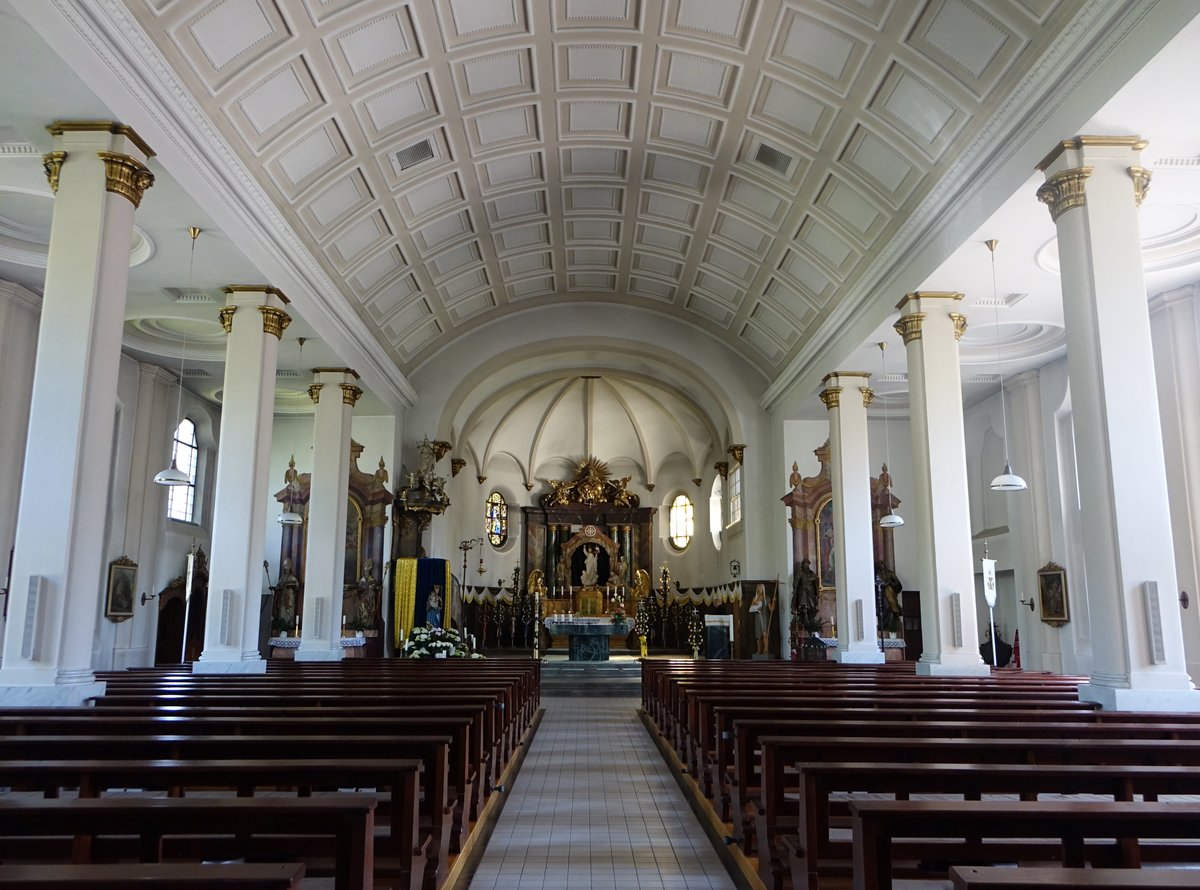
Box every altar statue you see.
[580,544,600,586]
[426,584,444,628]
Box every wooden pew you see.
[0,758,426,890]
[0,863,306,889]
[784,761,1200,890]
[851,800,1200,890]
[950,866,1200,889]
[0,796,375,890]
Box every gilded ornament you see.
[1128,165,1152,207]
[1036,167,1092,222]
[258,306,291,340]
[223,285,290,304]
[860,386,874,408]
[42,151,66,193]
[949,312,968,341]
[307,383,323,404]
[96,150,155,208]
[218,306,237,334]
[728,444,745,464]
[714,461,729,480]
[646,483,655,492]
[540,456,638,508]
[47,121,154,158]
[450,458,466,477]
[893,313,925,345]
[524,481,534,491]
[431,440,452,462]
[340,384,363,407]
[818,386,842,410]
[477,475,487,484]
[692,478,702,488]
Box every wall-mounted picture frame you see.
[1037,561,1069,627]
[106,556,137,623]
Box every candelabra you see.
[459,537,484,593]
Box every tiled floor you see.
[467,694,735,890]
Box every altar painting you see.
[817,497,835,590]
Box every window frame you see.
[485,490,508,547]
[727,464,742,528]
[166,417,199,524]
[668,492,695,551]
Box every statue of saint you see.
[275,558,300,628]
[749,582,777,655]
[580,544,600,587]
[609,545,629,586]
[793,559,818,617]
[426,584,444,628]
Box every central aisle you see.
[467,694,736,890]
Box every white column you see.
[1037,135,1198,710]
[1149,286,1200,682]
[0,122,154,704]
[195,287,290,674]
[296,369,361,661]
[897,293,988,677]
[819,372,884,663]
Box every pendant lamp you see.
[154,227,201,486]
[876,341,904,528]
[985,239,1027,492]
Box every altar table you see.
[544,616,630,661]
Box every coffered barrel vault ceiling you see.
[116,0,1092,379]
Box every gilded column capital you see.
[818,386,842,410]
[451,458,466,477]
[258,306,291,340]
[218,306,237,334]
[714,460,729,480]
[307,383,323,403]
[340,383,363,407]
[96,150,155,208]
[949,312,967,340]
[727,444,745,464]
[42,151,66,193]
[1036,167,1092,222]
[893,313,925,345]
[431,440,453,461]
[860,386,874,408]
[1128,165,1152,207]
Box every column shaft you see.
[195,288,289,674]
[0,123,153,704]
[296,370,360,661]
[821,373,883,663]
[898,293,987,676]
[1039,137,1197,709]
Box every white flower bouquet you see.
[401,625,483,658]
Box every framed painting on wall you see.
[1037,561,1069,627]
[817,497,836,590]
[106,556,137,623]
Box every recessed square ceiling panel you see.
[299,168,374,239]
[907,0,1022,97]
[629,276,676,302]
[475,151,546,193]
[638,190,700,227]
[634,223,690,256]
[569,271,617,291]
[750,75,833,151]
[632,252,683,279]
[327,8,422,92]
[869,63,967,159]
[769,7,867,95]
[662,0,757,50]
[395,172,465,226]
[553,0,642,31]
[558,100,633,140]
[466,105,541,153]
[564,186,625,214]
[427,241,483,280]
[266,118,351,200]
[356,74,439,144]
[561,147,628,179]
[655,49,737,109]
[486,189,549,225]
[721,175,787,228]
[565,220,621,244]
[413,209,475,253]
[174,0,290,89]
[556,44,638,90]
[363,275,420,325]
[494,222,553,254]
[228,57,322,150]
[437,0,530,50]
[838,125,924,209]
[508,275,557,300]
[347,246,409,299]
[644,153,710,195]
[502,251,554,278]
[325,210,391,270]
[648,106,722,157]
[452,48,536,107]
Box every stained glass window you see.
[485,490,508,546]
[167,418,198,523]
[669,494,694,550]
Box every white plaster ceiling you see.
[99,0,1112,378]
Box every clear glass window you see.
[669,494,694,550]
[167,418,198,522]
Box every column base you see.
[294,647,344,662]
[916,658,991,678]
[1078,682,1200,713]
[0,680,106,707]
[832,648,885,664]
[192,659,267,675]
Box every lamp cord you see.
[170,230,199,451]
[989,241,1013,465]
[879,342,894,496]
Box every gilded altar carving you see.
[541,456,639,508]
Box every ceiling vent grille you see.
[967,373,1000,384]
[879,373,907,383]
[754,142,792,175]
[276,369,300,379]
[164,287,214,304]
[182,368,211,379]
[396,139,435,170]
[974,291,1027,309]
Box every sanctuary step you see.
[539,656,643,697]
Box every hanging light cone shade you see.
[879,511,905,529]
[990,462,1028,492]
[277,508,304,526]
[153,459,190,486]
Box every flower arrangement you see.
[609,593,627,625]
[401,625,483,659]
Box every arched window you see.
[485,491,508,546]
[669,493,694,550]
[709,476,723,550]
[166,418,198,523]
[728,465,742,526]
